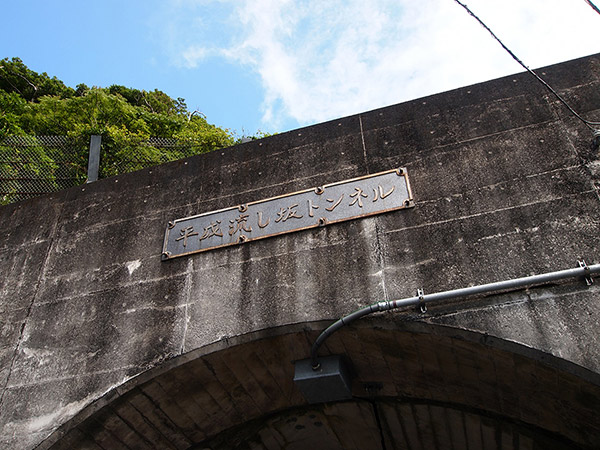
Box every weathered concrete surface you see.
[41,324,600,449]
[0,53,599,449]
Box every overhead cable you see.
[584,0,600,15]
[453,0,600,130]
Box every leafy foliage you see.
[0,57,257,203]
[0,57,235,146]
[0,57,74,102]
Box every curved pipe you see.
[310,261,600,369]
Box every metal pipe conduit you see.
[310,261,600,369]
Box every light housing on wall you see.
[293,355,352,404]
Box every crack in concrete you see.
[0,203,65,410]
[384,189,597,234]
[122,304,190,314]
[180,259,194,354]
[374,219,389,302]
[414,165,582,208]
[376,119,561,172]
[359,114,370,174]
[7,366,138,389]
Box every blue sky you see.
[2,1,599,136]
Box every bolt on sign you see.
[162,168,414,260]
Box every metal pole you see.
[310,261,600,369]
[87,135,101,183]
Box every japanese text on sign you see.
[162,168,414,260]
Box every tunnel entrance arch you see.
[39,321,600,449]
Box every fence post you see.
[87,135,101,183]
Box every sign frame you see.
[162,167,414,260]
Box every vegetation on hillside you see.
[0,57,237,149]
[0,57,270,203]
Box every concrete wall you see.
[1,53,599,449]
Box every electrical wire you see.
[453,0,600,131]
[584,0,600,15]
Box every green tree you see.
[0,57,74,101]
[0,59,237,148]
[0,90,28,135]
[0,58,250,203]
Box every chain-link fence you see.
[98,137,208,178]
[0,135,217,205]
[0,135,88,204]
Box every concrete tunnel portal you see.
[1,53,600,449]
[39,321,600,449]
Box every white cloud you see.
[181,46,209,68]
[174,0,600,129]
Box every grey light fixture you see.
[293,355,352,404]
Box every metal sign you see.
[162,168,414,260]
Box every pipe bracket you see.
[578,260,594,285]
[417,288,427,313]
[378,301,391,312]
